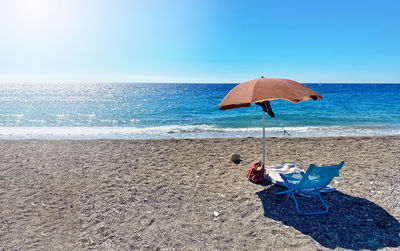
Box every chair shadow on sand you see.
[256,184,400,250]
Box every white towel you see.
[264,163,336,193]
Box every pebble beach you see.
[0,136,399,250]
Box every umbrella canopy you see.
[218,77,322,110]
[218,77,322,168]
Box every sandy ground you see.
[0,136,399,250]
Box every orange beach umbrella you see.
[218,77,322,166]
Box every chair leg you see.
[316,193,329,214]
[276,190,290,195]
[290,192,329,215]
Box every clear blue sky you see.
[0,0,399,83]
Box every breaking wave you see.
[0,125,398,139]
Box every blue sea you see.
[0,83,399,139]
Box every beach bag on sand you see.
[247,161,265,183]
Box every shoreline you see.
[0,135,398,144]
[0,125,399,140]
[0,135,399,141]
[1,136,399,249]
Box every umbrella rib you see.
[250,79,259,104]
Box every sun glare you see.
[12,0,57,29]
[2,0,73,41]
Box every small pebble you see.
[213,211,219,217]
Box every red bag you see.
[246,161,265,183]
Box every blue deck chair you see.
[276,161,345,215]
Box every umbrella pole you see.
[262,111,266,167]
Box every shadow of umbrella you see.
[256,185,400,250]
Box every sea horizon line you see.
[0,82,399,85]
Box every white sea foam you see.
[0,114,24,117]
[49,113,69,117]
[0,125,398,139]
[77,113,96,117]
